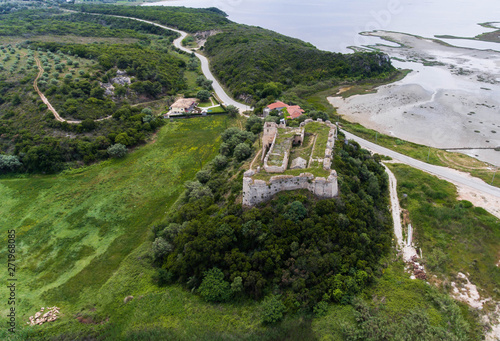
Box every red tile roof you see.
[287,105,305,119]
[267,101,288,110]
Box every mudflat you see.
[329,31,500,166]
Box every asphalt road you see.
[342,130,500,199]
[117,16,252,114]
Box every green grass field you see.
[306,122,330,159]
[0,116,230,339]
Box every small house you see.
[169,98,198,115]
[263,101,304,119]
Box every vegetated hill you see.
[0,9,176,38]
[145,127,480,340]
[63,4,394,111]
[66,4,231,32]
[203,25,395,106]
[0,117,482,340]
[0,5,190,174]
[153,127,393,310]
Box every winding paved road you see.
[342,129,500,199]
[111,15,252,114]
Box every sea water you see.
[145,0,500,52]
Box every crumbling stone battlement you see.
[243,170,338,206]
[243,118,339,206]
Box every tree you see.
[151,237,173,261]
[212,155,228,170]
[11,94,21,106]
[198,267,232,303]
[245,115,263,133]
[196,169,211,184]
[265,115,279,123]
[250,122,263,134]
[115,133,132,146]
[234,143,252,161]
[202,79,213,90]
[196,90,211,102]
[114,85,127,98]
[187,58,198,71]
[231,276,243,294]
[261,295,286,324]
[141,108,153,116]
[311,111,329,121]
[184,181,212,201]
[0,155,22,173]
[81,118,95,132]
[226,105,239,118]
[90,87,105,100]
[107,143,127,158]
[196,75,206,86]
[284,201,307,222]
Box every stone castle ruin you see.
[243,119,339,206]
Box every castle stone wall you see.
[243,171,338,206]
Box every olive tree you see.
[107,143,127,158]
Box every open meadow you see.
[0,116,229,339]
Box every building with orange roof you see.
[286,105,305,119]
[263,101,304,119]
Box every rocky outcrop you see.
[100,70,131,97]
[194,30,222,48]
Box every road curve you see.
[110,15,252,114]
[342,129,500,199]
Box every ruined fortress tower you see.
[243,119,339,206]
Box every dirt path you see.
[33,55,111,124]
[249,149,262,170]
[33,55,80,124]
[382,163,419,262]
[307,135,318,168]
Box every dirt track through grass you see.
[33,54,112,124]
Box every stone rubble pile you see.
[408,255,427,280]
[27,306,60,326]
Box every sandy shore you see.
[329,31,500,166]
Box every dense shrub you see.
[107,144,127,158]
[261,295,286,324]
[0,154,22,173]
[234,143,252,161]
[204,25,395,104]
[198,267,232,303]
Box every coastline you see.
[329,30,500,167]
